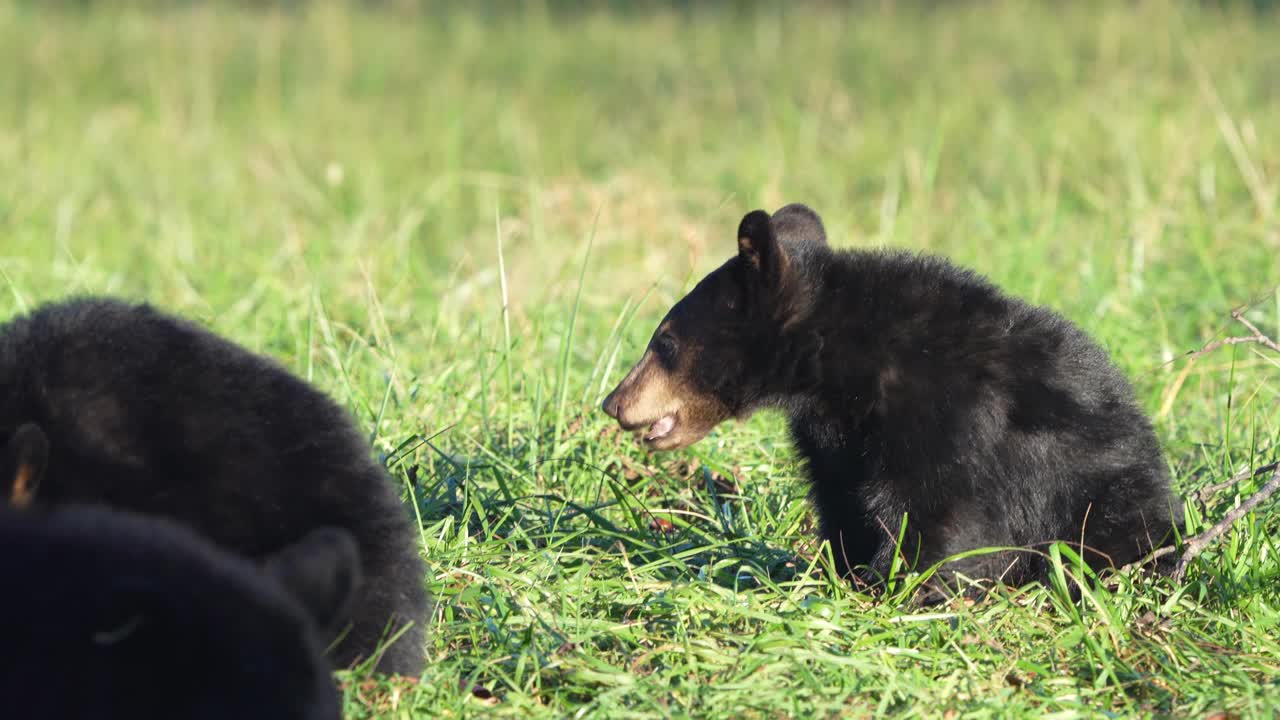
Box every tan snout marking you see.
[612,350,682,426]
[10,462,36,508]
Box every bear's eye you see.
[654,333,679,365]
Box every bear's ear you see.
[2,423,49,508]
[737,209,786,287]
[770,203,828,249]
[737,204,828,290]
[263,527,364,631]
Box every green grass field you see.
[3,1,1280,717]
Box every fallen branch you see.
[1123,461,1280,576]
[1174,466,1280,581]
[1190,306,1280,357]
[1193,461,1279,504]
[1135,301,1280,579]
[1225,309,1280,354]
[1158,304,1280,419]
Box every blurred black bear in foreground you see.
[0,504,355,720]
[603,204,1183,595]
[0,298,428,673]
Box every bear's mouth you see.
[642,414,677,444]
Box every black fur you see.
[613,204,1183,594]
[0,504,354,720]
[0,297,428,672]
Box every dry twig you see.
[1144,303,1280,579]
[1159,305,1280,418]
[1193,461,1279,504]
[1173,466,1280,581]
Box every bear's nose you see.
[601,391,621,420]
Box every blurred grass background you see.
[2,1,1279,717]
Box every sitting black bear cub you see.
[603,204,1182,593]
[0,298,428,673]
[0,503,357,720]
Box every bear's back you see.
[0,297,430,673]
[0,297,395,554]
[799,248,1178,584]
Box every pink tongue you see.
[648,415,675,438]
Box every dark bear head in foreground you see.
[0,490,361,719]
[602,204,827,450]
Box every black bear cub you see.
[0,503,356,720]
[603,204,1182,594]
[0,298,428,673]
